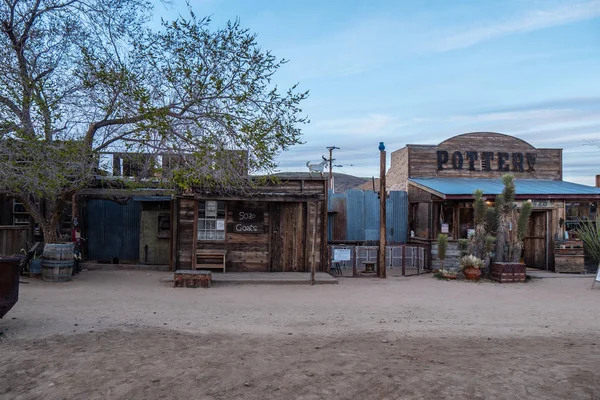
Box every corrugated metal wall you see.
[86,199,141,262]
[388,191,408,244]
[328,190,408,244]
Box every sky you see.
[153,0,600,185]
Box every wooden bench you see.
[195,249,227,273]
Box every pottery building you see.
[386,132,600,272]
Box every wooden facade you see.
[172,178,328,273]
[394,132,562,181]
[389,132,600,272]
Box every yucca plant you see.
[437,234,449,271]
[576,216,600,269]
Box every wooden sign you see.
[436,150,536,172]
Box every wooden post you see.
[170,196,178,272]
[321,180,329,274]
[379,142,387,278]
[310,202,317,285]
[401,244,406,276]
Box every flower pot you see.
[463,266,481,281]
[30,259,42,276]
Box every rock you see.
[381,339,389,343]
[151,378,160,383]
[244,382,250,387]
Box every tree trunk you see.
[16,193,70,244]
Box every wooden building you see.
[172,178,328,273]
[387,132,600,271]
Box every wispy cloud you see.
[314,114,409,136]
[434,0,600,52]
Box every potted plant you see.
[439,268,458,279]
[460,254,484,281]
[490,174,532,283]
[436,234,448,273]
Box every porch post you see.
[379,142,387,278]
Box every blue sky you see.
[154,0,600,185]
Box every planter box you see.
[554,241,585,273]
[491,262,526,283]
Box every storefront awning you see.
[409,178,600,200]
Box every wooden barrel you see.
[42,243,75,282]
[0,257,20,318]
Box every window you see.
[198,200,226,240]
[437,202,455,238]
[458,205,474,239]
[565,201,598,231]
[157,213,171,238]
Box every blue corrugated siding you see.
[330,190,408,243]
[364,191,380,241]
[86,199,141,261]
[346,190,365,240]
[387,191,408,244]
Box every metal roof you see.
[409,178,600,199]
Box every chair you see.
[330,261,343,275]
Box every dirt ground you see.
[1,271,599,400]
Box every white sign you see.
[333,248,351,261]
[216,220,225,230]
[441,223,449,233]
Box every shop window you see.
[198,200,226,240]
[459,206,475,239]
[437,203,455,238]
[565,201,598,231]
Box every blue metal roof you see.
[409,178,600,197]
[132,196,172,202]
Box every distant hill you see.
[272,172,371,193]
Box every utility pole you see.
[326,146,339,193]
[378,142,387,278]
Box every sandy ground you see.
[1,271,599,399]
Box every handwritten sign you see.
[229,222,264,234]
[232,208,263,223]
[333,248,351,261]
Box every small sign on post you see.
[333,248,351,261]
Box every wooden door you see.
[524,211,547,269]
[270,203,306,272]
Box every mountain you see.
[272,172,371,193]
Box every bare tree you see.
[0,1,308,242]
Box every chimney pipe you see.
[596,174,600,188]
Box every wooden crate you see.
[554,242,585,273]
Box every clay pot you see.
[463,266,481,281]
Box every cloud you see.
[434,0,600,52]
[314,114,408,136]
